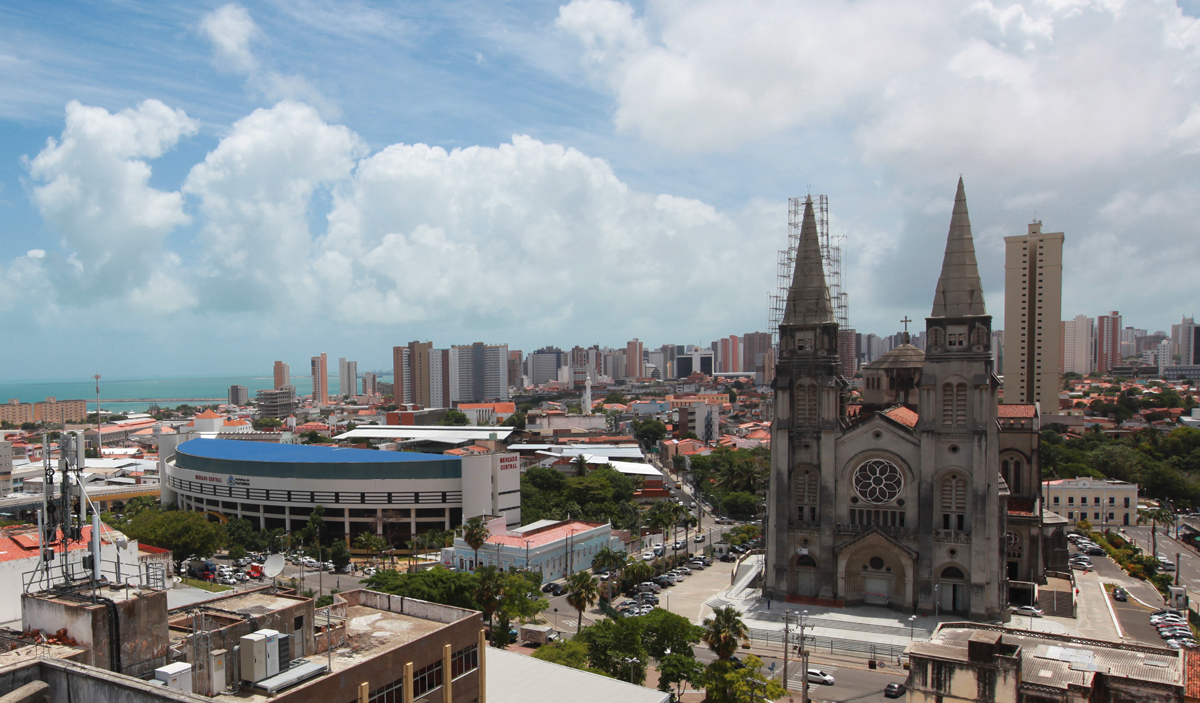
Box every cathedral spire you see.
[930,178,987,318]
[783,196,835,327]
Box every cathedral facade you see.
[764,180,1043,621]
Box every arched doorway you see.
[790,554,819,597]
[938,566,967,614]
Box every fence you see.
[746,626,919,661]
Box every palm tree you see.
[1137,507,1174,559]
[572,454,590,478]
[474,565,505,631]
[592,547,630,602]
[463,517,491,572]
[702,606,748,660]
[625,560,653,587]
[565,571,599,634]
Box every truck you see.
[246,564,264,580]
[519,624,558,646]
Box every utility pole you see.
[782,610,790,693]
[800,609,810,703]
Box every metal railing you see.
[746,626,920,660]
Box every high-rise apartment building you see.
[1182,317,1199,366]
[338,357,358,397]
[626,339,644,379]
[407,341,433,407]
[742,332,772,376]
[256,386,297,419]
[1060,315,1094,376]
[273,361,290,390]
[837,328,858,378]
[228,385,248,406]
[529,347,564,385]
[1003,222,1064,406]
[311,353,329,405]
[392,346,411,404]
[449,343,509,403]
[507,350,523,389]
[1096,312,1122,375]
[718,335,741,373]
[362,372,378,396]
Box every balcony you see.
[835,523,917,541]
[933,529,973,544]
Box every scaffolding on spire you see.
[769,195,848,347]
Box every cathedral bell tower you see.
[917,178,1005,620]
[765,196,847,600]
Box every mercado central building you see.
[764,180,1048,620]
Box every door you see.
[939,583,954,612]
[796,569,816,597]
[863,576,890,605]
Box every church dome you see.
[864,344,925,370]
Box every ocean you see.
[0,374,390,414]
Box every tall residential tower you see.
[1003,222,1064,406]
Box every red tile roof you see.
[998,404,1037,418]
[883,406,919,429]
[0,524,118,564]
[485,520,605,548]
[1007,498,1036,516]
[196,409,223,419]
[1187,650,1200,700]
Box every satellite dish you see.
[264,554,285,579]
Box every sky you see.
[1,0,1199,379]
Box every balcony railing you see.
[933,529,973,544]
[835,523,917,540]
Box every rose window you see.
[1006,531,1019,547]
[853,460,903,504]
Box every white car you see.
[674,566,692,575]
[1013,606,1044,618]
[807,669,835,685]
[641,551,655,561]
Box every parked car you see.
[1112,588,1128,601]
[673,540,686,550]
[642,551,655,561]
[541,582,557,593]
[688,561,706,570]
[551,584,565,597]
[1013,606,1044,618]
[884,682,907,698]
[674,566,691,575]
[638,581,662,593]
[720,553,737,562]
[1086,547,1106,556]
[694,534,706,543]
[807,669,835,685]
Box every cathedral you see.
[764,179,1044,620]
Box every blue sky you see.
[1,0,1199,379]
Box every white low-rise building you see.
[451,517,623,580]
[1042,477,1138,528]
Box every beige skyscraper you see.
[1003,222,1064,407]
[311,352,329,406]
[273,361,290,390]
[408,341,433,408]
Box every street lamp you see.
[623,656,640,683]
[909,614,917,640]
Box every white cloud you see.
[556,0,1199,179]
[198,4,340,119]
[182,101,367,307]
[200,4,259,74]
[25,99,197,306]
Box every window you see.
[413,660,444,698]
[451,644,479,679]
[794,469,818,524]
[1124,497,1130,508]
[1068,511,1074,519]
[853,460,904,504]
[1052,496,1059,505]
[794,383,818,426]
[1108,497,1115,505]
[1094,512,1100,520]
[850,509,905,528]
[1094,496,1100,506]
[1068,496,1074,505]
[941,475,966,532]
